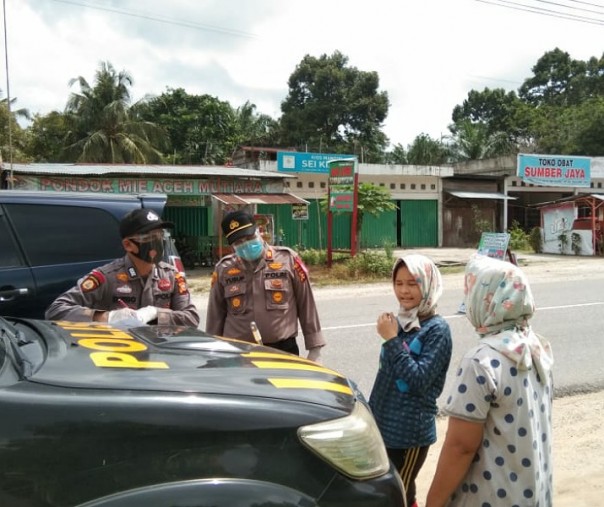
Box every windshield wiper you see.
[0,316,34,378]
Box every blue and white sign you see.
[277,151,354,173]
[517,154,591,187]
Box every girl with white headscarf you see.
[426,254,554,507]
[369,254,453,507]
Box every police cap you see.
[119,209,173,238]
[221,210,256,245]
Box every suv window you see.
[0,211,23,268]
[7,204,123,266]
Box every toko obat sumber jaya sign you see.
[517,154,591,187]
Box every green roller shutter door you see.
[399,200,438,247]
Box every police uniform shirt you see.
[205,245,325,350]
[45,255,200,327]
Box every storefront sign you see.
[518,154,591,187]
[12,175,284,195]
[277,151,351,173]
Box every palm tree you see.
[64,62,167,163]
[447,120,513,162]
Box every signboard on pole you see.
[328,159,356,212]
[458,232,511,314]
[292,203,309,220]
[517,153,591,187]
[477,232,511,260]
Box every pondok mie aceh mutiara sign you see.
[517,154,591,187]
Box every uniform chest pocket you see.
[264,277,290,310]
[224,284,246,315]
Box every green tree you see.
[24,111,71,162]
[0,93,30,163]
[447,120,513,162]
[233,100,279,148]
[136,87,240,165]
[406,133,449,165]
[383,142,408,164]
[451,87,529,146]
[64,61,167,163]
[519,48,589,107]
[280,51,389,161]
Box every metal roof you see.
[2,163,293,179]
[535,193,604,208]
[212,193,308,205]
[447,191,517,200]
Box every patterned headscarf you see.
[393,254,443,331]
[464,254,553,381]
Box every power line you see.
[50,0,259,39]
[532,0,604,14]
[476,0,604,25]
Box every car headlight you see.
[298,401,390,480]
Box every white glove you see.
[108,307,140,324]
[135,306,159,324]
[306,347,322,363]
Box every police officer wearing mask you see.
[45,209,200,328]
[206,209,325,362]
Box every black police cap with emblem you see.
[119,209,174,238]
[221,210,257,245]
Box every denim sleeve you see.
[381,316,452,394]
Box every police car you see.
[0,316,405,506]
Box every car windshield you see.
[0,317,46,378]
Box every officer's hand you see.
[135,306,159,324]
[107,308,142,325]
[307,347,322,363]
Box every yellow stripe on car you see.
[251,361,341,377]
[268,379,353,395]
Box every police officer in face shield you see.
[205,209,325,362]
[45,209,200,328]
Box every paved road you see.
[192,250,604,399]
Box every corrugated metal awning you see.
[212,193,309,205]
[447,191,516,200]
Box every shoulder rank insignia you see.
[211,271,218,288]
[80,270,105,293]
[174,272,189,295]
[293,256,309,283]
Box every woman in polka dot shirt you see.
[369,254,453,507]
[426,254,554,507]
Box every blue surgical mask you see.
[234,238,264,261]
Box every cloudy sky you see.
[5,0,604,148]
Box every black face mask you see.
[131,237,164,264]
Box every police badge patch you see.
[80,270,105,293]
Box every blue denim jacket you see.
[369,314,452,448]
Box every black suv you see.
[0,317,405,506]
[0,191,169,319]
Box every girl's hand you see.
[377,312,398,340]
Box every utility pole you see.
[2,0,13,188]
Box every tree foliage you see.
[64,61,167,163]
[280,51,389,162]
[0,93,31,163]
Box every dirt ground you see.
[415,390,604,507]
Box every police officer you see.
[205,209,325,362]
[45,209,200,327]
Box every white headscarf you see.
[464,254,554,383]
[393,254,443,331]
